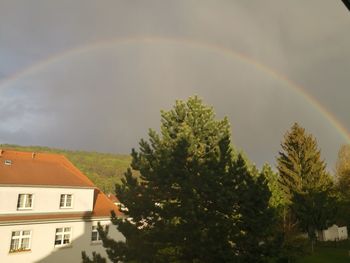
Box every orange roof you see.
[92,189,122,217]
[0,150,94,188]
[0,189,123,223]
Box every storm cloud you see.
[0,0,349,168]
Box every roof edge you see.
[0,184,96,189]
[0,216,114,226]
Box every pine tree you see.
[86,96,275,262]
[277,123,335,251]
[335,145,350,227]
[231,156,275,263]
[336,145,350,198]
[262,163,287,212]
[82,251,107,263]
[277,123,332,199]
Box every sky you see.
[0,0,349,169]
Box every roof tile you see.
[0,150,94,187]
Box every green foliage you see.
[292,190,336,238]
[335,145,350,227]
[230,156,276,263]
[335,145,350,203]
[82,251,107,263]
[277,123,332,201]
[0,144,131,193]
[336,145,350,181]
[262,163,287,210]
[277,123,336,246]
[271,234,309,263]
[92,96,275,262]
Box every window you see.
[9,230,31,252]
[91,225,105,242]
[60,194,73,208]
[54,227,72,247]
[17,194,33,210]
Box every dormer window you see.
[17,194,33,210]
[60,194,73,209]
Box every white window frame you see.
[59,194,73,209]
[91,225,107,243]
[54,227,72,247]
[17,194,33,210]
[9,230,32,253]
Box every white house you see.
[0,150,124,263]
[316,224,348,242]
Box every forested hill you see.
[0,144,131,193]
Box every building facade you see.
[316,224,348,242]
[0,150,124,263]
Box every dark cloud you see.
[0,0,349,169]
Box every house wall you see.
[323,225,339,241]
[0,186,94,214]
[338,226,348,240]
[317,225,349,241]
[0,219,124,263]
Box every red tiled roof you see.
[0,150,94,187]
[92,189,122,217]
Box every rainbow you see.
[0,36,349,142]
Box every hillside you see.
[0,144,132,193]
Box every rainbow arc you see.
[0,36,349,143]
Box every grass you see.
[296,240,350,263]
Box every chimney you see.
[32,152,36,159]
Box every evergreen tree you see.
[231,156,275,263]
[82,251,107,263]
[277,123,335,251]
[336,145,350,197]
[85,96,275,262]
[335,145,350,227]
[277,123,332,200]
[262,163,287,212]
[262,163,309,262]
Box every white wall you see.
[338,226,348,240]
[318,225,349,241]
[0,186,94,214]
[0,219,125,263]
